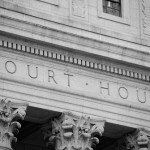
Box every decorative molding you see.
[42,112,105,150]
[0,98,28,150]
[142,0,150,36]
[0,40,150,83]
[70,0,88,20]
[72,0,86,18]
[116,128,150,150]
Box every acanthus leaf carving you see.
[42,112,105,150]
[0,98,28,150]
[116,128,150,150]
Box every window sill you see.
[98,12,130,25]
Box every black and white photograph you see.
[0,0,150,150]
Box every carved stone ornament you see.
[42,112,105,150]
[142,0,150,36]
[116,129,150,150]
[0,98,28,150]
[72,0,86,18]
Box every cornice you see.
[0,1,150,52]
[0,39,150,83]
[1,10,150,70]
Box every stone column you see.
[0,98,28,150]
[42,112,105,150]
[116,128,150,150]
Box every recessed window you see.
[103,0,121,17]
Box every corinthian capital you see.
[116,129,150,150]
[43,112,105,150]
[0,98,28,150]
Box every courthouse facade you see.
[0,0,150,150]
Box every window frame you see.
[97,0,130,25]
[103,0,122,17]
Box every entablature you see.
[0,36,150,130]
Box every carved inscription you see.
[1,57,150,106]
[27,65,38,79]
[142,0,150,36]
[5,61,17,74]
[118,87,128,99]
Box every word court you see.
[1,57,150,105]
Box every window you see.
[97,0,130,25]
[103,0,121,17]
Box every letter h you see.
[100,81,110,95]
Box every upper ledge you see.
[0,0,150,49]
[1,17,150,69]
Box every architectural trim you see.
[0,39,150,83]
[70,0,88,20]
[142,0,150,36]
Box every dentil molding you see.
[0,39,150,83]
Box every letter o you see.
[118,87,128,99]
[5,61,17,74]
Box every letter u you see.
[27,65,38,79]
[137,90,146,103]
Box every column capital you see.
[116,128,150,150]
[42,112,105,150]
[0,98,28,150]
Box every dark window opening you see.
[103,0,122,17]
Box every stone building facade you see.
[0,0,150,150]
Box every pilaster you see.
[0,98,28,150]
[42,112,105,150]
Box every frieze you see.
[0,40,150,83]
[0,54,150,107]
